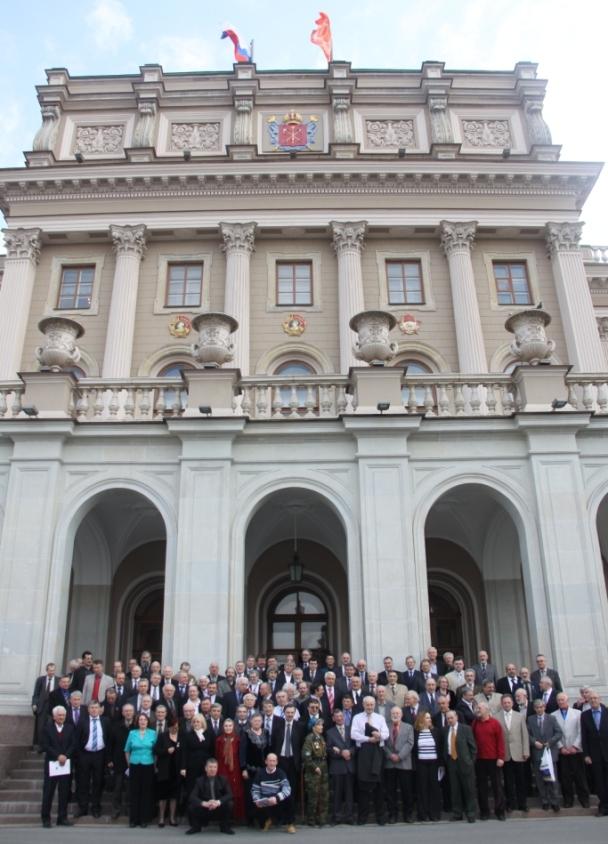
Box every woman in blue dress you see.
[124,713,157,828]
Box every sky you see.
[0,0,606,247]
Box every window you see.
[401,359,434,409]
[57,265,95,310]
[165,263,203,308]
[493,261,532,306]
[386,260,424,305]
[276,262,313,306]
[275,361,316,411]
[269,589,328,659]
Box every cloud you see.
[146,36,221,72]
[86,0,133,51]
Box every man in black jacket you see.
[73,700,111,818]
[186,757,234,835]
[271,703,304,825]
[108,703,135,819]
[40,706,76,828]
[326,709,356,824]
[581,691,608,816]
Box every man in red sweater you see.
[472,702,506,821]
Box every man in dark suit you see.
[377,656,401,687]
[271,703,305,824]
[326,709,356,824]
[336,664,357,699]
[49,676,73,712]
[32,663,57,749]
[108,703,135,819]
[70,651,94,693]
[186,757,234,835]
[530,654,563,694]
[471,650,498,686]
[527,699,562,811]
[444,710,477,822]
[401,654,424,693]
[40,705,76,828]
[514,688,535,718]
[495,663,524,699]
[101,687,122,722]
[456,690,477,726]
[581,691,608,816]
[159,682,180,723]
[538,677,559,714]
[222,678,250,720]
[298,650,313,682]
[74,700,111,818]
[419,678,439,716]
[65,691,87,729]
[519,667,539,704]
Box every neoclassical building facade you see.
[0,60,608,720]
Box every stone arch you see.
[253,342,335,375]
[42,473,177,668]
[137,343,198,376]
[392,340,450,372]
[229,469,361,661]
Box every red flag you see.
[311,12,333,63]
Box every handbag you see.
[539,747,555,782]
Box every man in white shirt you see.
[352,696,389,825]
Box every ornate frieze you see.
[524,100,552,146]
[32,105,60,152]
[220,222,256,254]
[2,227,42,263]
[75,124,125,154]
[365,119,415,149]
[132,101,157,148]
[461,119,511,148]
[545,222,583,256]
[170,122,221,152]
[110,224,147,259]
[331,221,367,254]
[428,96,453,144]
[439,221,477,256]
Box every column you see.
[546,222,606,372]
[331,221,367,373]
[164,418,245,672]
[0,424,72,712]
[0,228,42,380]
[440,221,488,373]
[101,224,147,378]
[517,416,608,689]
[220,222,256,376]
[343,416,425,670]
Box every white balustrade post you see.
[0,228,42,379]
[220,222,256,376]
[331,221,367,373]
[102,224,147,378]
[545,222,606,372]
[440,221,488,374]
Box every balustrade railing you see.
[565,374,608,414]
[72,378,185,420]
[0,383,24,417]
[582,245,608,263]
[400,374,516,416]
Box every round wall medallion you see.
[282,313,307,336]
[168,314,192,338]
[398,313,421,335]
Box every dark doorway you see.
[428,585,464,657]
[132,588,164,662]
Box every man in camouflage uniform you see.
[302,719,329,826]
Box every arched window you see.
[268,589,328,660]
[399,359,434,409]
[274,360,316,412]
[158,361,195,412]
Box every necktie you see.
[91,719,98,751]
[339,726,345,740]
[328,688,334,710]
[117,686,123,696]
[73,708,79,725]
[285,723,292,757]
[561,710,567,720]
[392,724,399,745]
[46,678,51,692]
[450,728,458,760]
[209,778,215,800]
[347,678,351,690]
[538,716,544,730]
[593,710,601,730]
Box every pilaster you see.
[440,221,488,374]
[102,224,147,378]
[342,416,424,670]
[331,221,367,374]
[220,222,256,376]
[545,222,606,372]
[0,228,42,380]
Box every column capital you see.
[331,221,367,254]
[2,228,42,263]
[545,221,583,256]
[220,222,256,254]
[439,221,477,256]
[110,224,147,259]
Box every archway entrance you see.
[64,490,166,664]
[245,488,349,660]
[425,484,531,668]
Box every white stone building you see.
[0,60,608,730]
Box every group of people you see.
[32,646,608,832]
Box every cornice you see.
[0,164,598,208]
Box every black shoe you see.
[552,805,560,813]
[221,829,235,836]
[74,808,88,818]
[158,821,165,827]
[467,816,476,823]
[42,820,51,829]
[580,801,590,809]
[112,810,121,820]
[169,820,178,826]
[92,810,101,819]
[519,806,529,813]
[129,822,137,828]
[496,813,506,821]
[141,823,148,828]
[542,803,549,811]
[57,820,73,827]
[563,802,573,808]
[480,813,489,821]
[185,829,201,835]
[388,815,397,824]
[451,814,463,821]
[357,819,366,825]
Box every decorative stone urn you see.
[191,312,239,367]
[36,316,84,371]
[349,310,398,365]
[505,308,555,366]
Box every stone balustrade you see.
[582,245,608,263]
[5,371,607,421]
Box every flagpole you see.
[250,40,254,62]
